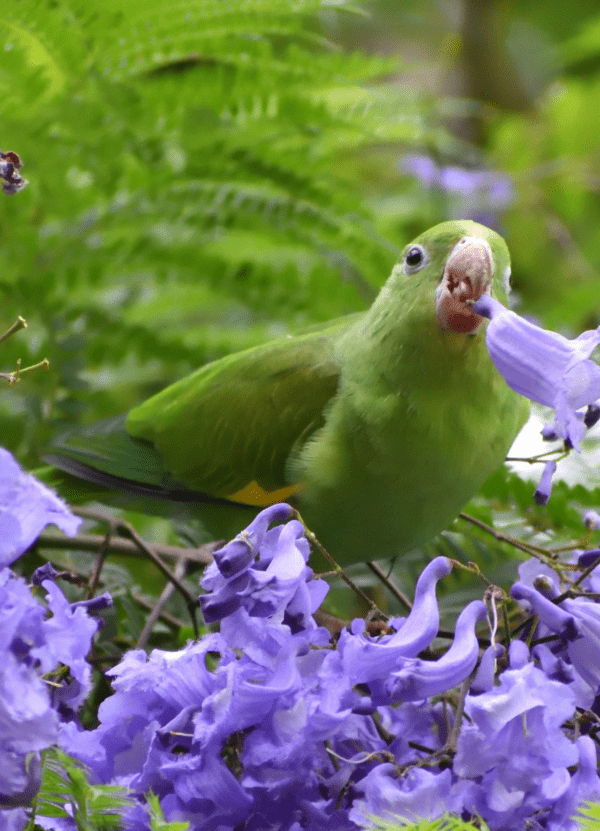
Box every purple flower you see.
[0,448,81,567]
[350,765,458,827]
[544,736,600,830]
[399,155,514,226]
[511,581,578,640]
[578,549,600,571]
[338,557,451,684]
[470,643,505,695]
[59,535,462,828]
[200,506,328,633]
[557,594,600,692]
[31,562,59,585]
[338,558,486,706]
[0,567,103,816]
[378,600,486,703]
[455,641,579,828]
[533,460,557,505]
[51,507,600,831]
[473,294,600,451]
[584,510,600,530]
[210,503,294,578]
[512,572,600,700]
[0,808,30,831]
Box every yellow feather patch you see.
[229,480,303,507]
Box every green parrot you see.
[44,220,529,565]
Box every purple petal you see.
[70,592,113,614]
[473,296,600,450]
[31,562,59,585]
[201,507,327,633]
[381,600,487,702]
[533,460,557,506]
[350,764,456,827]
[511,582,579,640]
[583,511,600,531]
[211,503,294,577]
[541,423,558,441]
[578,549,600,570]
[339,557,451,684]
[0,449,81,567]
[0,808,31,831]
[560,596,600,689]
[398,154,440,186]
[545,736,600,829]
[470,644,504,695]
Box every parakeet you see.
[44,220,529,565]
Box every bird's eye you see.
[406,247,423,266]
[402,245,428,274]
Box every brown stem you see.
[366,561,412,613]
[136,557,188,649]
[459,512,562,563]
[73,508,202,638]
[36,529,217,565]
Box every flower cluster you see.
[47,506,600,831]
[0,450,109,831]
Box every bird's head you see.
[400,220,511,335]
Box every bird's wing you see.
[127,326,344,504]
[46,322,347,507]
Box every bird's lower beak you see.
[435,236,493,334]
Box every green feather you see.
[43,220,529,564]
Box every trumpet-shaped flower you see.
[0,448,81,567]
[473,294,600,451]
[338,557,451,684]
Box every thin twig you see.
[0,315,27,344]
[36,529,217,565]
[458,512,564,564]
[132,591,187,630]
[294,511,381,615]
[366,561,412,613]
[136,557,188,649]
[0,358,50,384]
[73,508,201,637]
[86,526,112,599]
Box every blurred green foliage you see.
[3,0,600,469]
[0,0,426,465]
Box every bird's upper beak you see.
[435,236,493,334]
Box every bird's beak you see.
[435,236,493,334]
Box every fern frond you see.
[0,0,453,462]
[365,813,490,831]
[576,801,600,829]
[33,747,132,831]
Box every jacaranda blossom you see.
[534,460,558,505]
[455,641,586,831]
[399,155,514,227]
[512,558,600,707]
[473,294,600,452]
[0,448,81,567]
[200,504,328,633]
[0,566,109,828]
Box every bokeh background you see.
[3,0,600,626]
